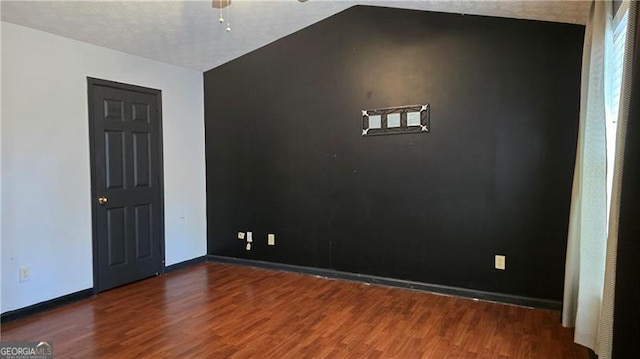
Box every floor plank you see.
[0,263,588,358]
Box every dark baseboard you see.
[0,255,560,324]
[0,289,94,324]
[207,255,562,310]
[165,255,207,273]
[0,256,207,324]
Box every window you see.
[605,2,629,218]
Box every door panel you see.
[132,103,150,123]
[132,132,151,188]
[135,204,152,259]
[104,99,124,121]
[89,79,164,292]
[107,207,127,266]
[105,130,126,190]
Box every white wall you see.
[0,22,207,313]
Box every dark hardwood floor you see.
[0,263,588,358]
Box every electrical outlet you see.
[268,233,275,246]
[19,266,31,282]
[495,255,506,270]
[247,231,253,243]
[245,242,252,251]
[237,232,245,240]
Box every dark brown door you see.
[88,78,164,292]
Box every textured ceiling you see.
[1,0,589,72]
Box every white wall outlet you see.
[19,266,31,282]
[246,231,253,243]
[268,233,275,246]
[237,232,245,240]
[245,242,252,251]
[495,255,506,270]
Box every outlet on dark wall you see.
[204,6,584,301]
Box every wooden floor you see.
[1,263,588,358]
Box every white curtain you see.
[563,0,636,356]
[562,0,608,348]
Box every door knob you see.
[98,196,108,205]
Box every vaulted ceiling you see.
[1,0,590,72]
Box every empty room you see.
[1,1,638,358]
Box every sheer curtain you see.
[563,0,636,357]
[562,0,608,350]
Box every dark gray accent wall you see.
[204,6,584,301]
